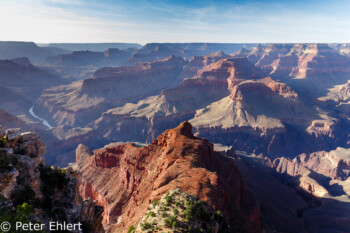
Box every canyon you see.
[0,42,349,232]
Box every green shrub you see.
[164,215,177,228]
[39,165,70,216]
[214,210,224,221]
[172,220,178,228]
[165,195,172,206]
[0,202,42,233]
[127,225,136,233]
[39,165,69,192]
[15,202,32,223]
[148,211,156,217]
[185,200,210,222]
[153,199,160,207]
[141,221,153,230]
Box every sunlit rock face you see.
[75,122,262,233]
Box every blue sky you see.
[0,0,349,43]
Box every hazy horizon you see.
[2,41,350,46]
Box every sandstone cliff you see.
[75,122,262,232]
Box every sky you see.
[0,0,349,44]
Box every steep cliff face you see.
[75,122,262,232]
[235,43,350,94]
[34,55,187,128]
[0,59,65,101]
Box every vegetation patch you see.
[0,138,6,148]
[0,202,43,233]
[39,165,70,217]
[135,188,229,232]
[0,152,18,173]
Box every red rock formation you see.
[75,122,262,232]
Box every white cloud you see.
[0,0,349,43]
[0,1,144,43]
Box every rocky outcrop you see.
[0,128,46,197]
[0,125,104,232]
[0,169,18,199]
[75,122,262,232]
[318,80,350,104]
[5,128,46,157]
[268,147,350,197]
